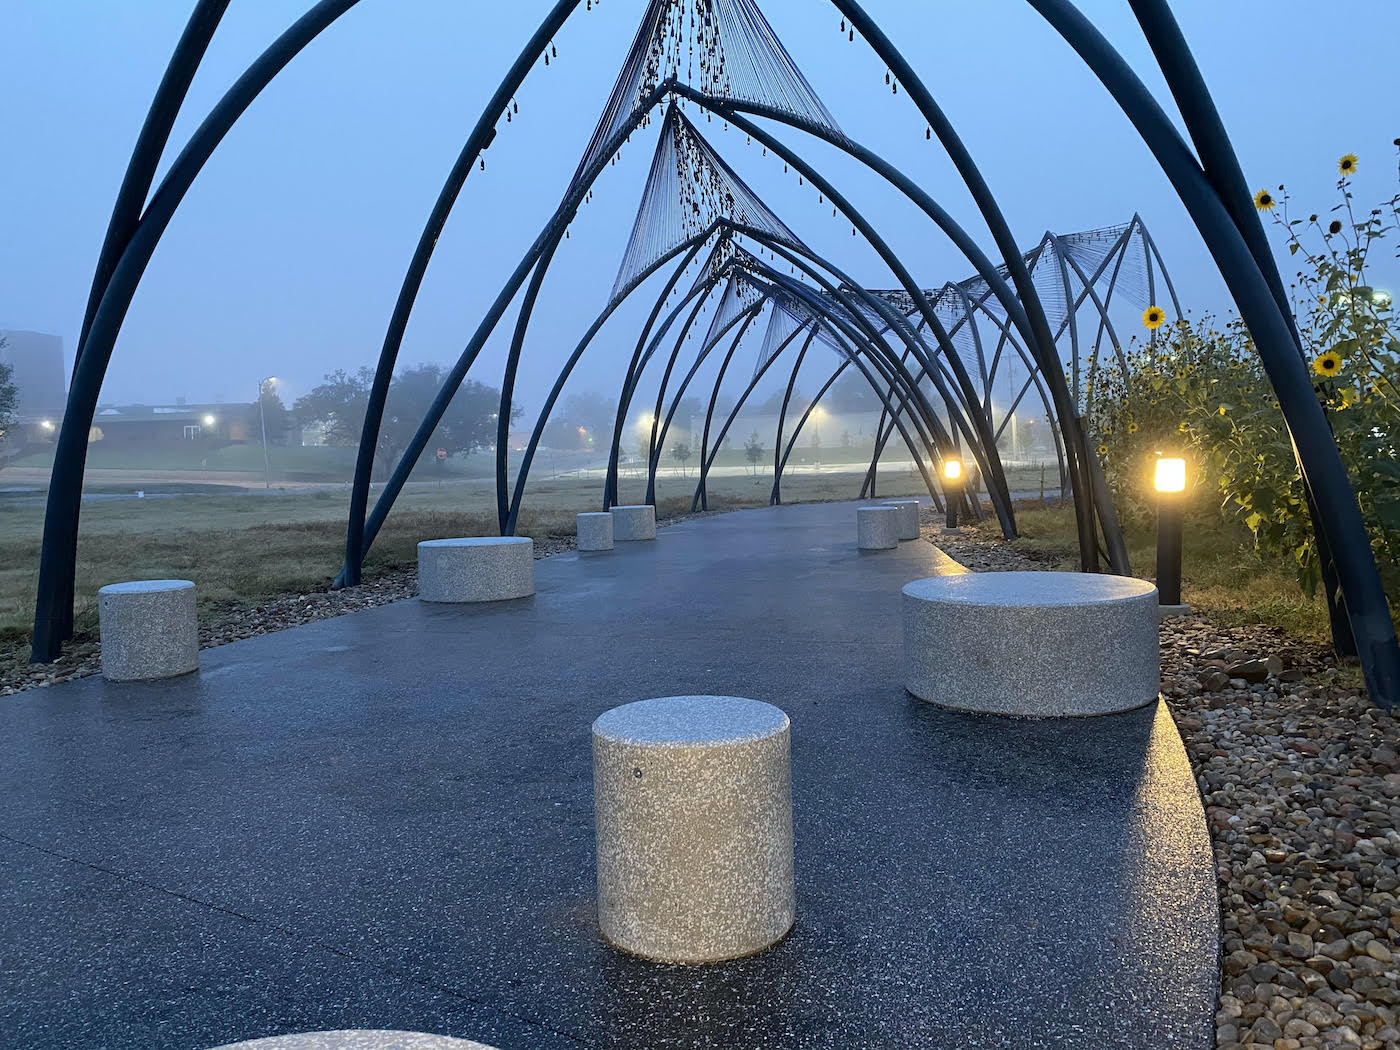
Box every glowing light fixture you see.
[1154,457,1186,494]
[943,458,963,482]
[1154,455,1188,611]
[943,456,964,529]
[202,414,217,427]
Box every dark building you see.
[89,401,262,445]
[0,329,67,416]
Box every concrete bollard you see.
[97,580,200,682]
[576,513,615,553]
[592,695,794,964]
[856,505,899,550]
[610,505,657,542]
[881,500,922,541]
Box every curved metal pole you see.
[1025,0,1398,702]
[691,322,822,512]
[33,0,364,660]
[343,0,590,584]
[74,0,232,371]
[769,326,814,506]
[504,232,712,535]
[648,307,763,501]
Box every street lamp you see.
[202,414,217,428]
[1154,456,1189,615]
[943,456,963,530]
[258,376,277,490]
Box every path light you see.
[1154,455,1189,615]
[943,457,963,530]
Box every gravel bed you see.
[926,515,1400,1050]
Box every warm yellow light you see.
[943,458,962,482]
[1155,457,1187,493]
[202,414,217,426]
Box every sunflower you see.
[1313,351,1342,377]
[1328,220,1343,236]
[1338,153,1359,176]
[1142,305,1166,330]
[1096,444,1108,457]
[1218,405,1228,416]
[1253,188,1276,211]
[1127,421,1140,435]
[1177,422,1190,434]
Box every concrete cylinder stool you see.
[610,504,657,542]
[418,537,534,603]
[592,695,794,964]
[882,500,922,541]
[97,580,199,682]
[902,571,1160,717]
[857,505,899,550]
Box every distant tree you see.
[257,380,290,445]
[840,429,851,448]
[754,387,808,417]
[294,363,515,477]
[744,431,764,476]
[825,373,880,413]
[541,389,615,451]
[670,441,692,477]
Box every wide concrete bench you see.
[576,512,614,552]
[902,571,1160,717]
[882,499,922,541]
[857,505,899,550]
[97,580,199,682]
[417,537,534,603]
[592,695,794,964]
[610,504,656,542]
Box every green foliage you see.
[1089,150,1400,599]
[0,335,17,444]
[743,430,764,474]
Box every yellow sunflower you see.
[1253,188,1276,211]
[1127,421,1140,435]
[1338,153,1359,176]
[1096,444,1109,457]
[1313,351,1342,377]
[1177,422,1190,433]
[1142,305,1166,330]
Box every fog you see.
[4,0,1398,440]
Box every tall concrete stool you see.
[610,504,657,542]
[882,499,922,540]
[902,571,1160,717]
[97,580,199,682]
[418,537,534,603]
[576,512,614,552]
[857,505,899,550]
[592,695,794,964]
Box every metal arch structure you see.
[31,0,1400,708]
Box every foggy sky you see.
[4,0,1398,418]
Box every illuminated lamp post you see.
[258,376,277,490]
[1154,456,1190,616]
[943,456,963,531]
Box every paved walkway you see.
[0,501,1217,1050]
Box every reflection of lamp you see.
[1154,456,1188,612]
[943,457,963,529]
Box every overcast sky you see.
[3,0,1397,419]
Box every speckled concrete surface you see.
[417,537,534,603]
[902,571,1161,717]
[856,504,898,550]
[0,502,1215,1050]
[880,500,922,541]
[575,514,614,553]
[96,579,199,681]
[593,696,793,963]
[210,1032,499,1049]
[609,505,656,542]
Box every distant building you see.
[0,329,67,416]
[90,401,262,445]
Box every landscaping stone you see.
[591,695,794,964]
